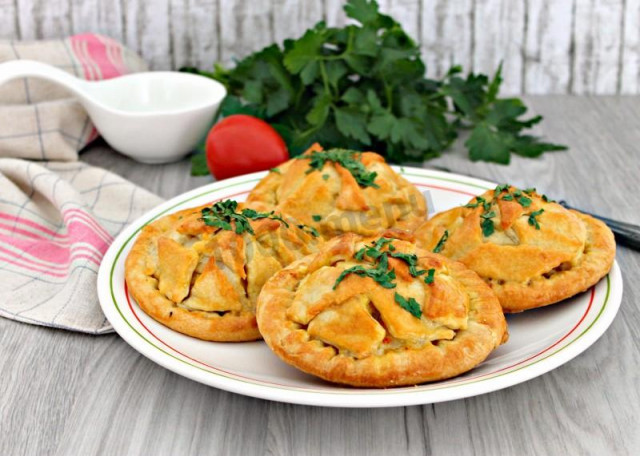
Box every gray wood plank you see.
[472,0,526,94]
[15,0,72,40]
[169,0,220,70]
[523,0,573,94]
[218,0,274,65]
[0,0,20,39]
[69,0,125,41]
[1,97,639,455]
[122,0,172,70]
[420,0,474,80]
[620,0,640,94]
[324,0,350,28]
[272,0,323,44]
[572,0,624,94]
[378,0,420,43]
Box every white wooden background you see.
[0,0,639,95]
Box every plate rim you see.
[97,167,623,407]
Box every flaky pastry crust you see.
[256,233,507,387]
[246,144,427,238]
[414,187,615,312]
[125,203,322,341]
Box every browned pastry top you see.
[414,186,615,312]
[256,233,507,387]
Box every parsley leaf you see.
[481,217,495,237]
[305,148,379,188]
[186,0,565,166]
[333,254,397,290]
[517,195,532,207]
[312,214,322,222]
[528,209,545,230]
[297,224,319,237]
[465,196,491,210]
[333,236,431,319]
[480,210,496,237]
[389,251,427,277]
[495,183,510,194]
[394,293,422,318]
[424,268,435,285]
[200,200,291,235]
[190,150,209,176]
[432,230,449,253]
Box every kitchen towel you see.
[0,34,148,161]
[0,159,163,333]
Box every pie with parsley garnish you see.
[125,200,323,341]
[256,233,507,387]
[246,144,427,239]
[414,185,615,312]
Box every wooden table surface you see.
[1,96,638,455]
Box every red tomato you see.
[205,115,289,180]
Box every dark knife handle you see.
[559,200,640,251]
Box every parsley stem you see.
[319,60,332,96]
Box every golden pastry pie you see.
[256,233,507,387]
[414,185,615,312]
[125,200,323,341]
[246,144,426,238]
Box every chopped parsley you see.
[304,149,379,188]
[424,268,435,285]
[354,237,396,260]
[465,185,550,235]
[480,211,496,237]
[389,251,428,278]
[542,194,555,203]
[333,237,432,319]
[432,230,449,253]
[465,196,491,210]
[495,183,510,194]
[528,209,544,230]
[394,293,422,318]
[312,214,322,222]
[200,200,290,235]
[516,195,532,207]
[481,217,495,237]
[322,173,330,181]
[297,224,320,237]
[333,252,396,290]
[270,167,281,174]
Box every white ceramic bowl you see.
[0,60,227,164]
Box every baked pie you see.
[414,185,615,312]
[125,200,323,341]
[256,233,507,387]
[246,144,427,238]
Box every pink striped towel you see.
[0,34,148,161]
[0,35,163,333]
[0,159,162,333]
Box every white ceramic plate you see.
[97,168,622,408]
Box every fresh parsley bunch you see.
[188,0,565,164]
